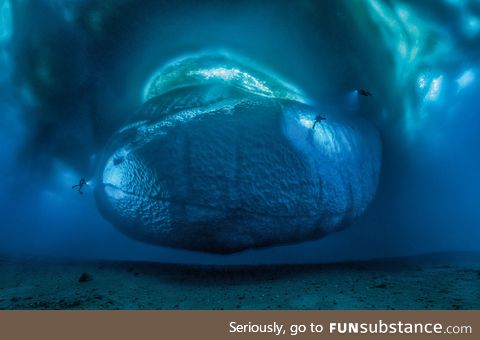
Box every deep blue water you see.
[0,0,479,264]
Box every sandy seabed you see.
[1,251,479,310]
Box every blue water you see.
[0,0,479,264]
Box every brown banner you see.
[0,311,477,340]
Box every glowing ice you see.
[425,76,443,102]
[0,0,12,42]
[456,70,475,91]
[354,0,480,138]
[142,53,306,104]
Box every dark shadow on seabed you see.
[1,251,479,310]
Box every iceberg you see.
[95,54,381,253]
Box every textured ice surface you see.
[95,55,381,253]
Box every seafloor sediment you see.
[1,252,479,310]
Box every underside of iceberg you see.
[95,54,382,253]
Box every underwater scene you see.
[0,0,479,310]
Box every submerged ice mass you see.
[2,0,480,262]
[95,55,381,253]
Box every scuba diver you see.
[357,89,373,97]
[72,178,87,194]
[312,114,327,129]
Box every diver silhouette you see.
[357,89,373,97]
[72,178,87,194]
[312,114,327,129]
